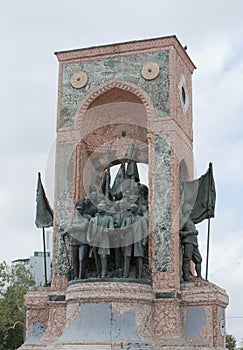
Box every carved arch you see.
[74,79,154,130]
[72,79,153,202]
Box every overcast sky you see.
[1,0,243,344]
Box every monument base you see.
[18,280,228,350]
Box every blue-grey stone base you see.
[18,281,228,350]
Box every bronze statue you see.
[87,202,114,278]
[121,203,148,279]
[113,199,129,271]
[83,195,98,217]
[179,203,203,282]
[63,200,91,279]
[137,183,148,216]
[64,154,150,280]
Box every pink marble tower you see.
[19,36,228,350]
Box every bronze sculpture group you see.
[63,170,149,280]
[63,155,204,283]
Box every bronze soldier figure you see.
[180,203,203,282]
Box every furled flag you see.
[125,144,140,183]
[35,172,53,228]
[183,163,216,224]
[100,167,113,201]
[126,159,140,183]
[111,162,126,197]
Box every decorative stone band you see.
[66,281,154,304]
[181,281,229,307]
[24,288,67,308]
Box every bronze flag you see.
[183,163,216,224]
[35,172,53,228]
[111,162,126,196]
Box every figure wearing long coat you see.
[87,213,114,255]
[87,204,114,278]
[112,200,130,270]
[121,204,148,278]
[180,202,202,282]
[64,201,91,280]
[121,212,148,257]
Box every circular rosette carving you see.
[71,71,88,89]
[141,62,160,80]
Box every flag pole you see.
[205,217,211,281]
[205,162,213,281]
[42,227,48,286]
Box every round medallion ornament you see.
[71,71,88,89]
[141,62,160,80]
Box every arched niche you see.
[72,80,153,203]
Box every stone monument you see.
[19,35,228,350]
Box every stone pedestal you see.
[19,280,228,350]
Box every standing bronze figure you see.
[63,200,91,279]
[121,203,148,279]
[87,202,114,278]
[180,203,203,282]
